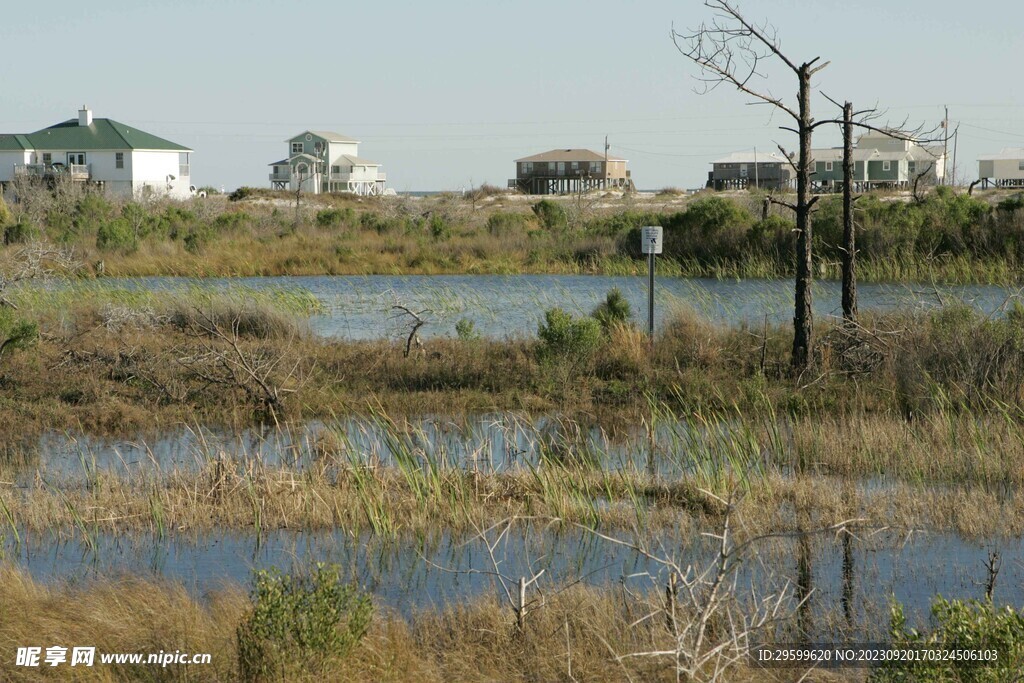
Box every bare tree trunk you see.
[792,65,814,370]
[841,101,857,323]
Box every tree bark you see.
[792,65,814,370]
[841,101,857,323]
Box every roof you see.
[867,151,913,161]
[289,131,360,143]
[340,154,380,166]
[0,134,32,151]
[978,148,1024,161]
[809,148,882,163]
[26,118,191,151]
[909,146,944,161]
[268,159,290,166]
[515,149,625,163]
[711,151,790,165]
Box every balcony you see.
[15,163,91,181]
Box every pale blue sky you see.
[3,0,1021,191]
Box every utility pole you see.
[754,146,759,188]
[942,105,949,185]
[604,135,609,189]
[952,127,959,188]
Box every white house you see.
[978,149,1024,189]
[0,107,194,199]
[269,131,386,196]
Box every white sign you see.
[641,226,663,255]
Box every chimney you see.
[78,106,92,127]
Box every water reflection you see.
[7,527,1022,641]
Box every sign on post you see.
[641,226,663,254]
[640,226,662,342]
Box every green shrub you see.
[183,225,215,254]
[213,211,251,231]
[4,220,38,245]
[316,207,354,229]
[95,218,135,251]
[455,318,480,341]
[0,195,11,227]
[870,597,1024,682]
[229,186,256,202]
[485,211,529,236]
[537,307,602,364]
[532,199,567,231]
[429,214,451,240]
[0,308,38,363]
[591,288,632,331]
[74,194,114,236]
[237,564,372,681]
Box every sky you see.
[2,0,1022,191]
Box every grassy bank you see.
[2,182,1023,282]
[0,564,836,683]
[2,288,1024,435]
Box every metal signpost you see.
[641,226,663,340]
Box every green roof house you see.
[269,131,386,195]
[0,107,194,199]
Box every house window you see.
[908,162,916,174]
[571,161,579,171]
[291,142,303,154]
[557,162,565,175]
[1019,161,1024,171]
[43,153,51,166]
[590,161,601,174]
[882,161,891,171]
[521,162,533,174]
[116,153,124,169]
[332,165,341,174]
[548,162,557,173]
[825,161,833,172]
[179,152,189,177]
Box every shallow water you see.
[47,274,1022,339]
[7,526,1021,640]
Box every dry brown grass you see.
[0,565,854,682]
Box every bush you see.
[95,218,135,251]
[532,199,567,231]
[485,211,529,236]
[537,307,601,365]
[0,308,38,363]
[316,207,354,229]
[429,215,451,240]
[237,564,372,681]
[213,211,251,232]
[73,194,114,237]
[455,318,480,341]
[229,186,257,202]
[591,288,632,331]
[3,220,38,245]
[870,597,1024,682]
[0,195,11,227]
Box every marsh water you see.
[11,273,1024,637]
[54,274,1022,339]
[6,525,1021,641]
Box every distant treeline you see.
[2,182,1023,280]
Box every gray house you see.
[707,151,793,190]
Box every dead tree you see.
[675,1,828,370]
[841,101,857,323]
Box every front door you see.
[67,152,86,166]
